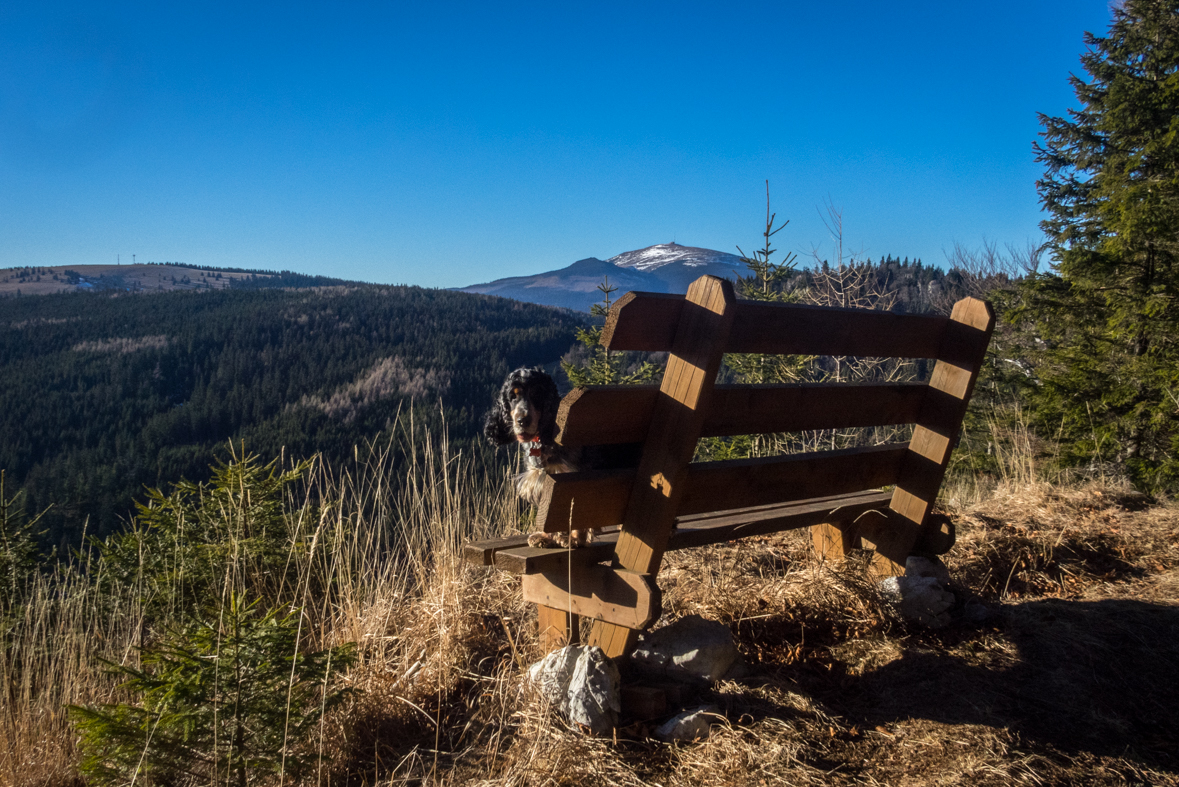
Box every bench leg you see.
[537,604,580,653]
[587,620,639,659]
[811,520,857,562]
[857,516,920,578]
[814,511,920,578]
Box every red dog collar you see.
[528,435,542,457]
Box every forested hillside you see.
[0,285,584,545]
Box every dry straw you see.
[2,414,1177,786]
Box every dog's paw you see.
[527,532,559,548]
[528,531,594,549]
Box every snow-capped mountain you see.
[459,243,744,312]
[609,243,740,272]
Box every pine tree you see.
[724,181,804,389]
[71,595,355,786]
[0,470,46,611]
[1021,0,1179,489]
[697,184,808,461]
[561,278,661,387]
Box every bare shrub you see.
[296,356,451,422]
[72,335,168,354]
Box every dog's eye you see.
[511,387,522,400]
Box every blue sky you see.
[0,1,1113,289]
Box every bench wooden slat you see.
[493,537,616,573]
[463,526,624,568]
[463,533,532,566]
[523,565,661,631]
[603,291,949,358]
[492,490,895,574]
[877,297,995,575]
[593,276,739,658]
[538,444,908,534]
[672,489,893,548]
[556,382,927,445]
[681,444,906,514]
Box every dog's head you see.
[483,366,561,447]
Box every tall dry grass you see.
[0,416,533,786]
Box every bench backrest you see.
[538,277,993,540]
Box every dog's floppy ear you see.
[534,370,562,445]
[483,372,518,446]
[483,404,514,446]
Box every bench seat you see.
[465,489,955,575]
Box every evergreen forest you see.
[0,285,583,545]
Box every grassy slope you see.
[3,433,1177,786]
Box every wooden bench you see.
[466,275,994,658]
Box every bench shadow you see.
[837,598,1179,769]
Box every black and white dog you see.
[483,366,588,548]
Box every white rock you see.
[655,705,723,742]
[905,555,951,585]
[631,615,742,683]
[528,645,620,735]
[880,575,956,628]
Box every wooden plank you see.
[496,539,616,574]
[702,383,925,437]
[498,491,893,574]
[812,522,855,561]
[729,301,947,358]
[537,605,579,651]
[600,291,685,352]
[555,385,658,446]
[538,445,907,535]
[524,565,661,631]
[536,467,632,533]
[591,276,738,656]
[463,533,532,566]
[556,383,926,446]
[679,444,906,515]
[493,525,621,573]
[858,515,921,578]
[881,296,995,576]
[671,490,891,548]
[674,490,889,525]
[602,291,949,358]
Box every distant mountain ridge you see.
[459,243,744,311]
[0,264,354,297]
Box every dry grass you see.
[3,424,1178,786]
